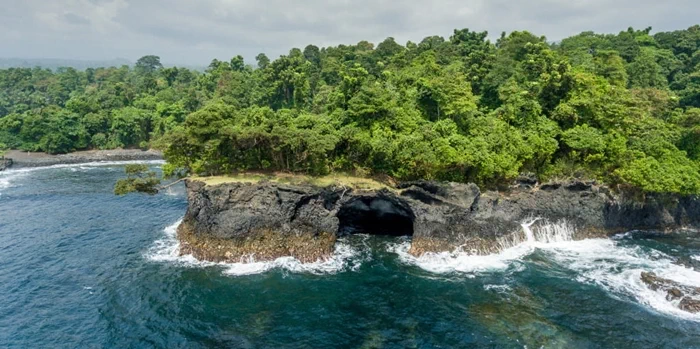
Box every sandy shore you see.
[4,149,163,168]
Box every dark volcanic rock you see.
[179,179,700,262]
[667,288,683,301]
[640,272,700,313]
[0,158,11,171]
[679,298,700,313]
[640,272,700,295]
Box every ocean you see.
[1,162,699,348]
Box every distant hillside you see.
[0,58,132,70]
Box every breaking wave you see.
[388,240,531,275]
[147,216,700,320]
[0,173,19,191]
[146,220,369,276]
[391,218,700,321]
[389,219,576,275]
[543,238,700,321]
[0,160,165,193]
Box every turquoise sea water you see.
[1,163,699,348]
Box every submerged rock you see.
[470,286,580,347]
[178,178,700,263]
[667,288,683,301]
[679,298,700,313]
[640,272,700,313]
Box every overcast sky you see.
[2,0,699,66]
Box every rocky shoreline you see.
[4,149,163,168]
[176,177,700,314]
[177,178,700,262]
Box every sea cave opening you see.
[337,197,415,237]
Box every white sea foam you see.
[392,218,700,321]
[692,255,700,262]
[522,220,700,321]
[0,174,17,190]
[541,238,700,321]
[0,160,164,193]
[0,169,29,191]
[147,217,700,319]
[146,220,369,276]
[222,241,365,276]
[4,160,164,173]
[389,219,575,275]
[484,284,512,293]
[388,240,531,274]
[521,218,576,244]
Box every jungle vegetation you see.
[2,26,700,194]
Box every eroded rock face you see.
[178,181,342,263]
[402,180,699,255]
[178,179,700,263]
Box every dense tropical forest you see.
[1,26,699,194]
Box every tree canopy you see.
[2,26,700,195]
[114,164,161,195]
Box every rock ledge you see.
[178,178,700,263]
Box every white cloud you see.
[30,0,127,32]
[1,0,698,65]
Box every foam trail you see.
[391,219,575,275]
[6,160,165,173]
[541,238,700,321]
[145,220,189,263]
[0,160,165,193]
[514,220,699,321]
[222,241,365,276]
[484,284,512,291]
[146,220,368,276]
[521,221,699,321]
[388,240,531,274]
[0,174,16,190]
[394,219,700,321]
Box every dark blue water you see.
[1,163,699,348]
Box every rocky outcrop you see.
[178,178,700,263]
[0,158,11,171]
[178,180,340,263]
[178,178,700,262]
[641,272,700,313]
[406,180,699,255]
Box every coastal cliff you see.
[177,178,700,263]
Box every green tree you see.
[114,164,161,195]
[0,24,699,195]
[627,48,668,89]
[230,55,245,72]
[135,55,163,75]
[256,53,270,69]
